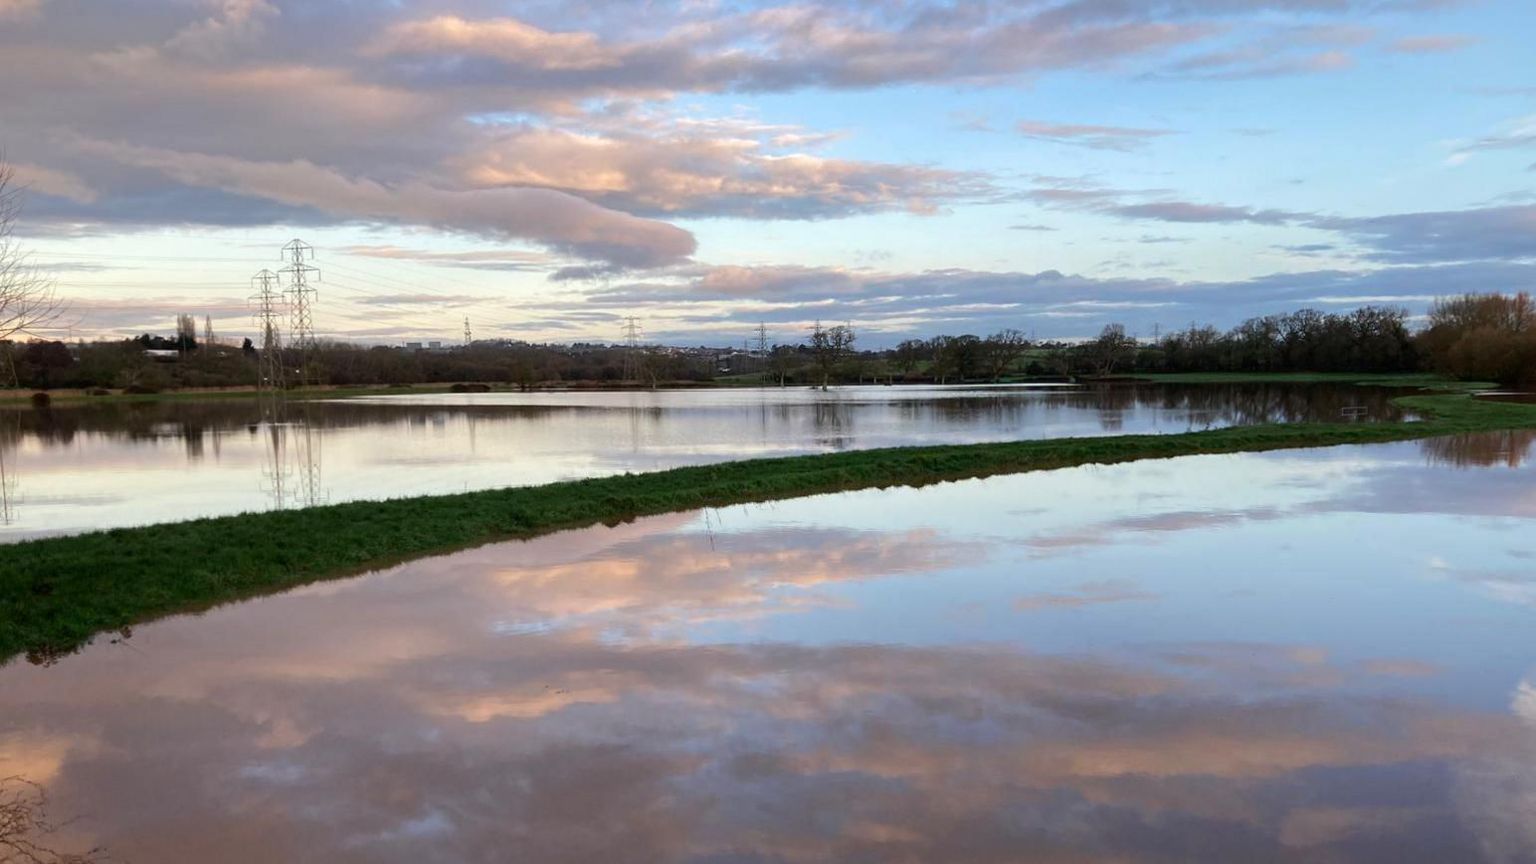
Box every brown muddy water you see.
[3,431,1534,862]
[0,383,1410,540]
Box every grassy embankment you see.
[3,389,1535,663]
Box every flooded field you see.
[0,383,1411,540]
[3,431,1534,862]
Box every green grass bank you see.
[4,391,1536,663]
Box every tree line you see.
[2,295,1533,393]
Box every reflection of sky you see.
[0,383,1414,539]
[3,439,1536,861]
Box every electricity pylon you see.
[621,316,643,382]
[250,269,285,397]
[280,239,320,385]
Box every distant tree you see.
[1085,324,1136,376]
[808,322,855,389]
[16,340,73,389]
[241,337,256,357]
[892,339,926,377]
[174,314,198,353]
[983,328,1029,381]
[939,334,984,381]
[767,345,798,386]
[1419,293,1536,386]
[927,335,956,384]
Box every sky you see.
[1,0,1533,347]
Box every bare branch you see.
[0,161,64,343]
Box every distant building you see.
[405,342,423,350]
[428,341,443,350]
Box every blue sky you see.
[1,0,1532,346]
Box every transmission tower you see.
[463,316,472,346]
[249,269,286,396]
[621,316,643,382]
[753,322,771,383]
[279,239,320,385]
[203,315,216,347]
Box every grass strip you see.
[4,391,1535,663]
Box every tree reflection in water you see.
[1422,430,1536,468]
[0,383,1433,539]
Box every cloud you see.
[457,119,995,219]
[7,162,96,204]
[1320,205,1536,264]
[164,0,280,60]
[366,7,1215,96]
[1016,120,1176,151]
[338,245,552,272]
[354,293,481,307]
[1450,115,1536,164]
[1388,34,1478,54]
[0,0,42,20]
[1150,25,1369,80]
[73,140,697,270]
[553,258,1536,343]
[1109,201,1307,225]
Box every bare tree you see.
[0,163,61,344]
[808,321,855,389]
[983,328,1030,382]
[1085,323,1136,377]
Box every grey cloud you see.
[1320,206,1536,264]
[1016,121,1176,151]
[1388,34,1478,54]
[71,140,697,270]
[553,259,1536,344]
[1110,201,1307,225]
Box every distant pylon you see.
[754,322,770,382]
[463,316,472,346]
[249,269,285,395]
[280,239,320,385]
[203,315,216,347]
[621,316,643,382]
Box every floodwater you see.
[3,431,1535,862]
[0,383,1411,540]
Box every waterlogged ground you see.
[0,383,1410,540]
[3,430,1535,862]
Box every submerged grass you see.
[4,391,1536,663]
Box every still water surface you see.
[0,383,1409,540]
[3,431,1535,862]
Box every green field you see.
[4,389,1535,663]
